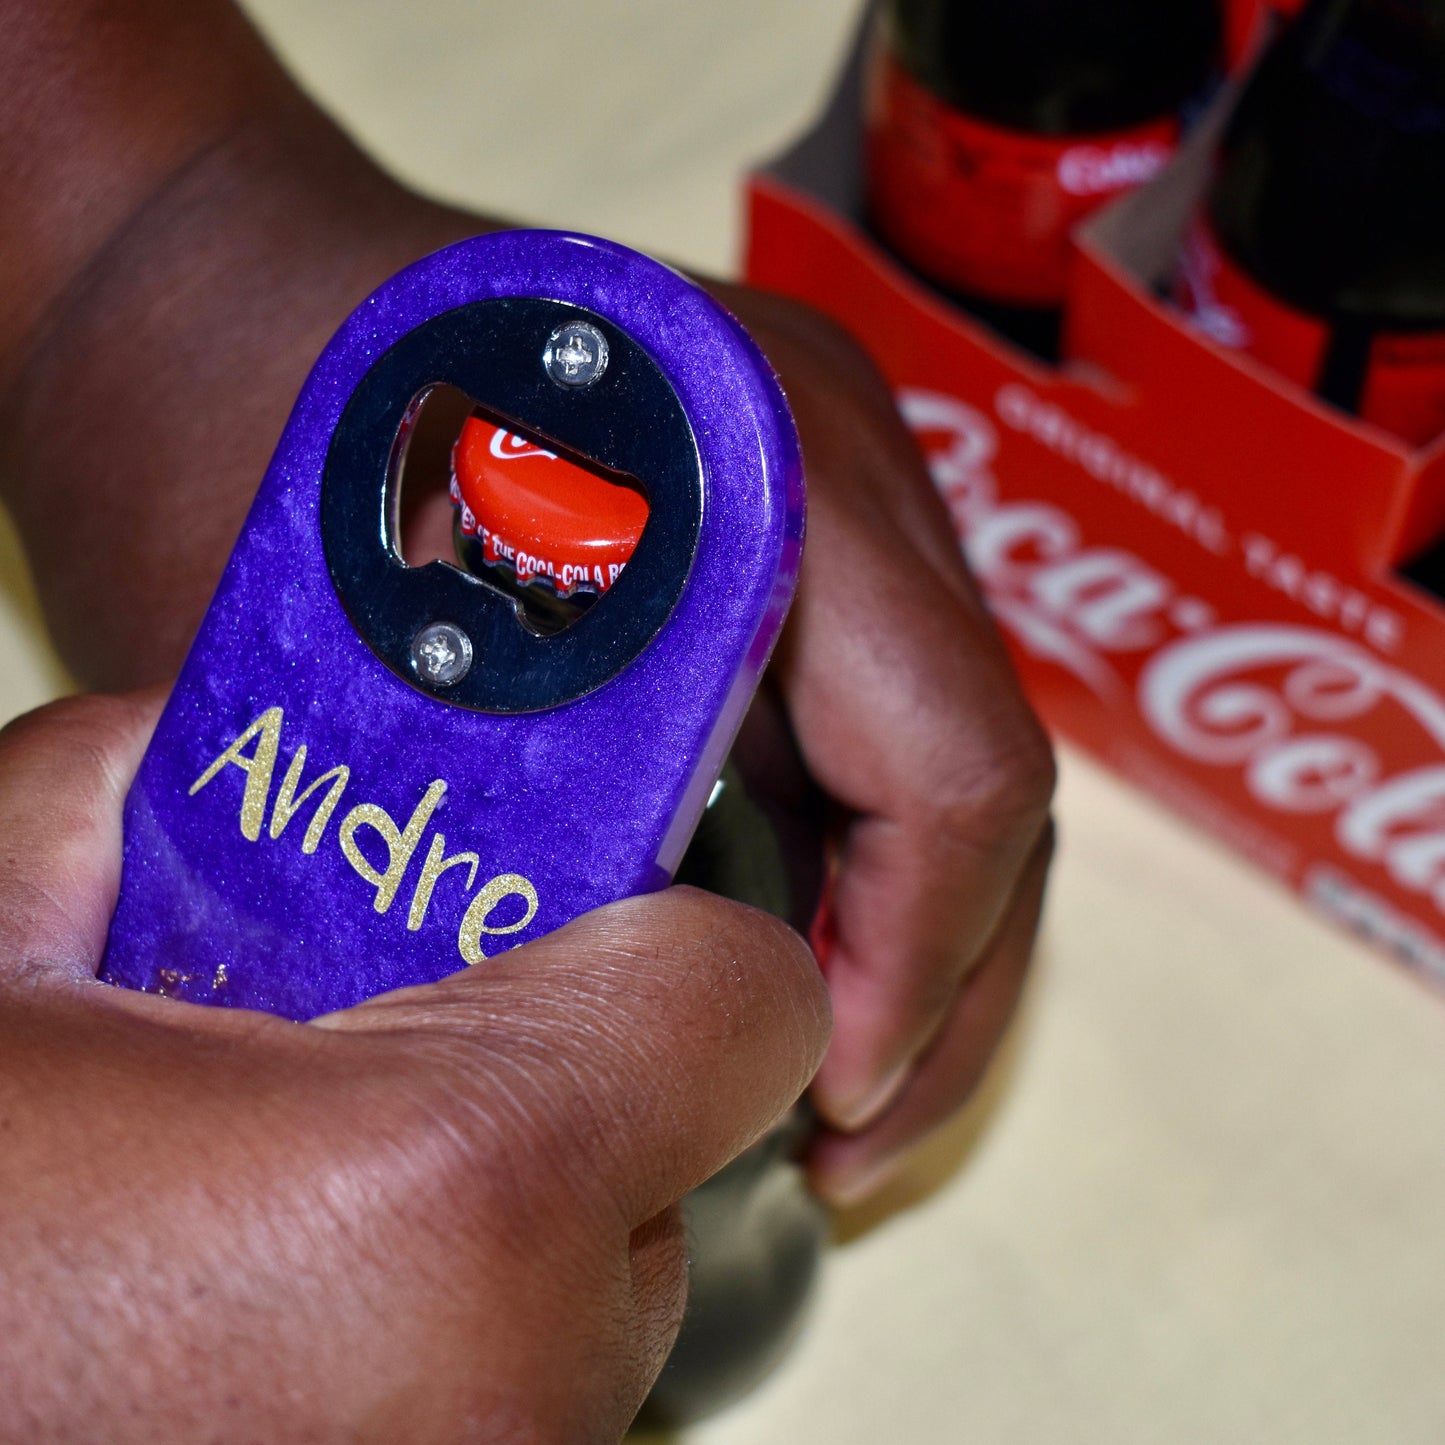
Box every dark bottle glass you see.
[1174,0,1445,448]
[448,412,828,1424]
[865,0,1224,359]
[643,763,826,1426]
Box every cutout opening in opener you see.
[389,382,651,636]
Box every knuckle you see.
[991,713,1058,816]
[929,710,1057,851]
[0,693,146,789]
[0,694,99,754]
[628,1205,691,1376]
[394,993,642,1220]
[3,690,123,735]
[398,1047,609,1256]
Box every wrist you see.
[0,95,477,688]
[0,1,290,398]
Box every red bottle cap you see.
[450,416,648,595]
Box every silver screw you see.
[410,621,473,687]
[543,321,609,388]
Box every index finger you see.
[766,360,1054,1132]
[788,512,1052,1129]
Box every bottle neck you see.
[1209,0,1445,324]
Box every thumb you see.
[324,886,832,1229]
[0,688,830,1229]
[0,691,162,984]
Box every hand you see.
[713,290,1055,1204]
[0,0,1054,1210]
[0,694,828,1442]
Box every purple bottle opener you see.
[101,231,804,1020]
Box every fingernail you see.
[818,1155,899,1208]
[826,1059,911,1132]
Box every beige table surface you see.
[5,3,1443,1440]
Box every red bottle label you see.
[865,51,1179,307]
[1174,217,1445,448]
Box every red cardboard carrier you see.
[745,37,1445,986]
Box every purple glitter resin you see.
[101,231,804,1021]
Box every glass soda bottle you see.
[1173,0,1445,448]
[449,412,828,1423]
[865,0,1224,358]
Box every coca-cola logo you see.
[1056,139,1172,198]
[901,387,1201,702]
[901,384,1445,953]
[1142,626,1445,919]
[487,424,557,462]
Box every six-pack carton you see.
[744,27,1445,985]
